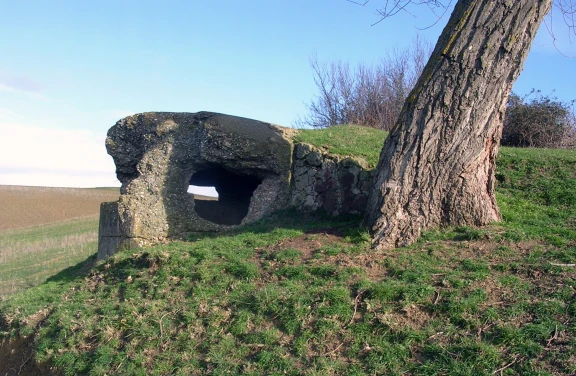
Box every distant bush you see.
[502,91,576,149]
[295,37,431,130]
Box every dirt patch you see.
[374,303,433,332]
[264,229,346,261]
[0,336,56,376]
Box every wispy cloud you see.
[0,73,43,92]
[0,122,119,188]
[0,70,50,100]
[0,107,24,121]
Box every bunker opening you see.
[189,167,262,225]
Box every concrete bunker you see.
[97,112,294,260]
[189,167,262,225]
[97,111,374,260]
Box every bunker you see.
[98,112,373,259]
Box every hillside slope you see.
[1,127,575,375]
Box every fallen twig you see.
[17,352,33,375]
[477,323,494,337]
[433,291,441,305]
[346,291,364,327]
[114,356,127,373]
[428,332,444,341]
[323,342,344,356]
[159,309,181,339]
[546,325,559,348]
[493,356,519,375]
[550,262,576,267]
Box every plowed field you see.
[0,185,119,231]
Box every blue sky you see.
[0,0,574,188]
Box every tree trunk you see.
[363,0,552,249]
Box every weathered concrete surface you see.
[98,112,293,259]
[97,201,137,259]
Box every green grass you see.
[1,128,575,375]
[3,205,575,375]
[496,147,576,246]
[294,125,388,168]
[0,217,100,297]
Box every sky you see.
[0,0,574,188]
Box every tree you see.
[502,91,576,148]
[361,0,560,249]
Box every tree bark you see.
[363,0,552,249]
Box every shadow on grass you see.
[36,210,365,288]
[187,209,364,241]
[44,253,98,285]
[0,335,58,376]
[0,258,97,376]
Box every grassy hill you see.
[1,127,575,375]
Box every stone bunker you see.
[98,112,373,259]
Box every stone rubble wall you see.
[290,143,372,216]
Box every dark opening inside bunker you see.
[189,167,262,225]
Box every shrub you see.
[502,91,576,149]
[295,37,431,130]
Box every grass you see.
[0,186,118,298]
[1,128,575,375]
[294,125,388,168]
[0,217,101,297]
[496,147,576,246]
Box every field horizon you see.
[0,185,120,232]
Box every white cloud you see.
[0,83,51,100]
[0,71,43,92]
[0,107,24,121]
[0,122,119,188]
[0,172,119,188]
[0,70,50,100]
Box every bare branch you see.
[416,0,454,30]
[555,0,576,36]
[351,0,576,43]
[296,38,433,129]
[348,0,453,27]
